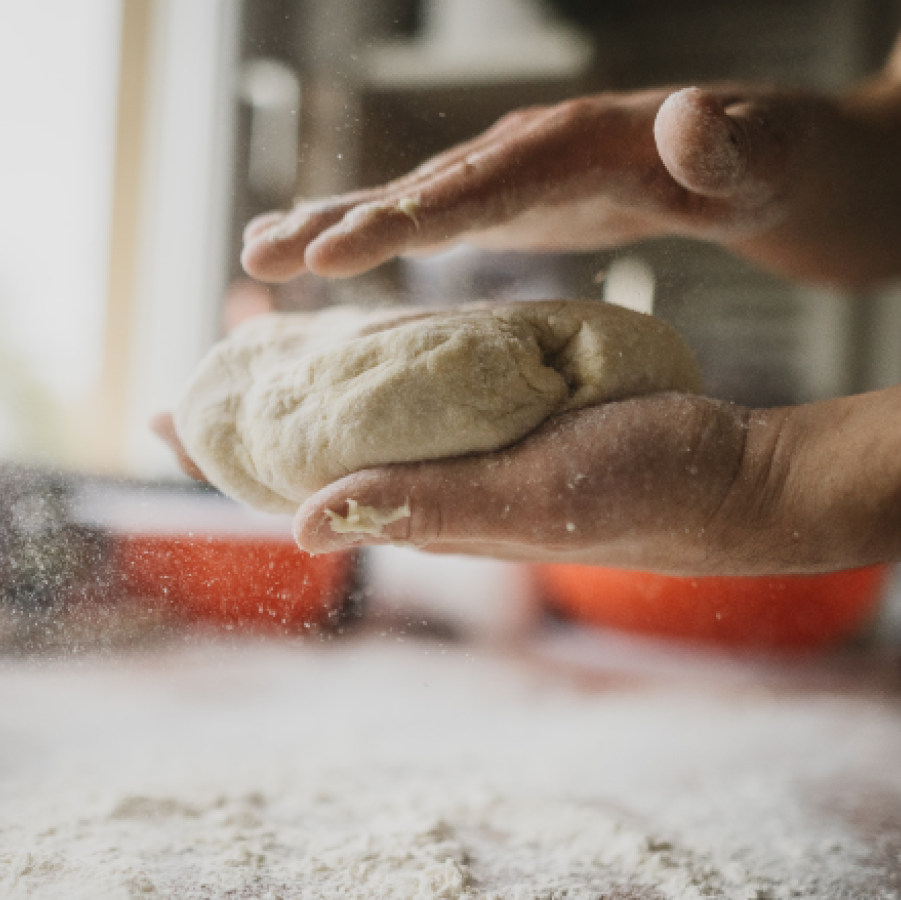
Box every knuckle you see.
[550,96,609,133]
[405,498,442,547]
[493,104,545,130]
[557,96,595,120]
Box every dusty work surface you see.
[1,635,901,899]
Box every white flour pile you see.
[0,638,899,899]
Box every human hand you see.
[292,387,901,576]
[154,386,901,575]
[240,80,884,289]
[243,85,809,277]
[242,73,901,289]
[293,393,761,574]
[150,412,208,483]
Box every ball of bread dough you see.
[174,300,702,514]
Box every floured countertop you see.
[1,634,900,899]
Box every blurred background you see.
[2,0,901,656]
[8,8,901,895]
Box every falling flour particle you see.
[325,498,411,535]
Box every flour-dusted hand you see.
[241,73,901,289]
[242,86,803,277]
[156,383,901,576]
[294,387,901,577]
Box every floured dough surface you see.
[174,300,702,514]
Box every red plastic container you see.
[536,564,890,651]
[76,482,350,631]
[117,534,349,630]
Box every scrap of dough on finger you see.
[325,499,412,536]
[397,196,421,229]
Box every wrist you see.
[724,390,901,574]
[728,77,901,288]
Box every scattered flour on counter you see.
[0,783,770,900]
[0,639,899,899]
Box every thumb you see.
[293,464,493,555]
[292,450,564,556]
[654,87,792,202]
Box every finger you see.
[292,465,507,555]
[149,412,208,482]
[302,95,706,276]
[303,121,573,277]
[292,438,578,556]
[291,401,666,556]
[293,396,750,572]
[242,114,532,282]
[654,87,795,204]
[241,200,353,282]
[243,210,287,243]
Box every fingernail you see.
[243,213,285,244]
[295,498,412,554]
[260,221,295,244]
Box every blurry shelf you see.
[363,33,592,88]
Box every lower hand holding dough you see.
[293,394,757,572]
[169,299,901,574]
[294,384,901,576]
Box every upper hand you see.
[242,85,829,283]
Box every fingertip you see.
[148,410,175,438]
[305,204,417,278]
[241,236,308,283]
[302,231,355,278]
[293,492,337,554]
[293,497,345,554]
[304,233,381,280]
[655,87,746,197]
[292,473,402,554]
[242,211,286,243]
[149,411,208,482]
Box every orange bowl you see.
[116,534,351,630]
[536,564,890,651]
